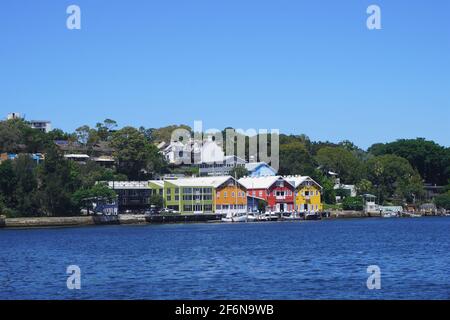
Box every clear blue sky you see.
[0,0,449,149]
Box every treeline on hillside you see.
[1,118,450,217]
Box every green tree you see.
[229,166,249,179]
[12,155,40,216]
[72,183,117,213]
[279,141,316,176]
[368,138,449,185]
[356,179,375,195]
[36,147,80,216]
[366,155,424,204]
[313,171,336,205]
[342,196,364,211]
[95,119,118,141]
[0,119,26,153]
[316,146,363,184]
[111,127,167,180]
[149,194,164,209]
[0,160,16,208]
[258,200,267,213]
[434,192,450,210]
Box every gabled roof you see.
[244,162,276,172]
[238,176,287,189]
[149,180,165,188]
[166,176,244,189]
[283,176,322,189]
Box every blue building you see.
[244,162,277,177]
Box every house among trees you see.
[6,113,52,133]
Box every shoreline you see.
[0,211,443,230]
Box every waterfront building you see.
[151,176,247,215]
[362,194,379,214]
[239,176,295,213]
[284,176,323,213]
[107,181,151,213]
[244,162,277,177]
[247,195,267,213]
[214,177,247,215]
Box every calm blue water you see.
[0,218,449,300]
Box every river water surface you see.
[0,217,449,300]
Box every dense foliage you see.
[342,196,364,211]
[0,119,449,217]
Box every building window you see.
[203,188,212,194]
[232,192,235,198]
[167,196,172,201]
[224,192,227,198]
[193,204,202,212]
[217,192,220,198]
[183,205,193,212]
[175,196,179,201]
[204,204,213,212]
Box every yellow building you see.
[284,176,323,213]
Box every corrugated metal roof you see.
[166,176,239,188]
[238,176,283,189]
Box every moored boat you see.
[282,212,302,221]
[382,212,398,218]
[221,212,248,223]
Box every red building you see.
[239,176,295,212]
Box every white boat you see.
[282,212,302,221]
[264,212,279,221]
[409,213,422,218]
[382,212,398,218]
[221,212,248,223]
[305,212,321,220]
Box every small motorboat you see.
[222,212,248,223]
[305,212,321,220]
[264,212,279,221]
[282,212,302,221]
[246,213,259,222]
[382,212,398,218]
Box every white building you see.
[6,113,52,133]
[29,120,52,133]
